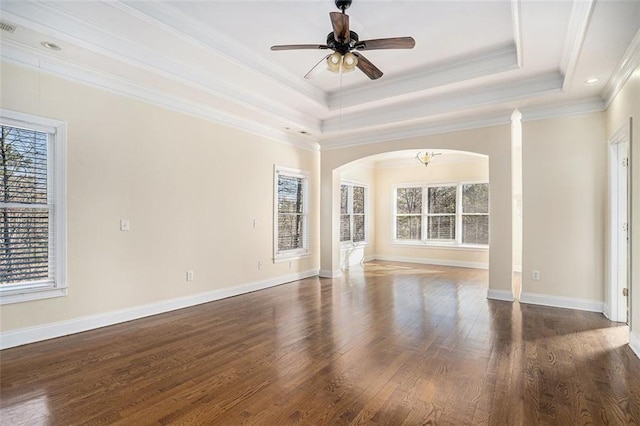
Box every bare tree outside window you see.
[427,186,456,240]
[0,125,50,285]
[341,184,366,243]
[462,183,489,244]
[277,174,306,252]
[396,187,422,239]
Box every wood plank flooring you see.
[1,261,639,425]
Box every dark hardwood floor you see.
[1,261,639,425]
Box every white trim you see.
[320,96,603,150]
[326,45,518,110]
[319,269,342,278]
[0,269,319,350]
[273,166,311,261]
[373,254,488,270]
[321,72,563,134]
[603,303,611,320]
[487,289,515,302]
[0,42,320,153]
[608,123,631,323]
[0,5,322,133]
[630,331,640,359]
[603,28,640,107]
[0,110,67,305]
[520,292,603,313]
[510,0,523,68]
[559,0,595,90]
[111,1,327,107]
[363,255,376,263]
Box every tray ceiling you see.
[0,0,639,149]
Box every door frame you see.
[608,120,631,323]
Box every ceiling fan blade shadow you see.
[330,12,350,43]
[271,44,328,51]
[352,52,383,80]
[355,37,415,50]
[304,54,331,79]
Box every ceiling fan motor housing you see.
[326,31,358,54]
[335,0,352,12]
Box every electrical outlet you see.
[120,219,130,231]
[253,219,258,228]
[186,270,194,281]
[532,270,540,281]
[258,261,262,270]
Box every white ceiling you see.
[1,0,639,150]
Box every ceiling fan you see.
[270,0,415,80]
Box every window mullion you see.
[456,184,463,244]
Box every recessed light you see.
[585,77,599,85]
[41,41,62,51]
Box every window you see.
[340,183,366,244]
[1,110,66,304]
[395,187,422,240]
[274,166,309,261]
[427,185,456,241]
[462,183,489,245]
[394,182,489,246]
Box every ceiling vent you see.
[0,21,17,33]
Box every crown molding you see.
[320,95,604,150]
[321,72,564,134]
[326,45,518,110]
[115,1,327,108]
[0,3,321,134]
[559,0,595,90]
[602,28,640,108]
[519,95,604,122]
[0,43,320,153]
[321,114,511,151]
[511,0,523,68]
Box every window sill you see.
[274,251,311,263]
[340,241,369,249]
[391,241,489,251]
[0,287,67,305]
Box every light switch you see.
[253,219,258,228]
[120,219,130,231]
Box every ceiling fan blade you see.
[355,37,416,51]
[271,44,328,51]
[352,52,383,80]
[304,54,331,79]
[330,12,350,43]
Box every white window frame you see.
[340,181,368,247]
[273,165,310,262]
[0,109,67,305]
[461,182,490,246]
[392,180,489,249]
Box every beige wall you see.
[521,112,606,303]
[321,125,512,295]
[0,62,320,333]
[374,158,489,267]
[606,65,640,336]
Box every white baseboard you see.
[520,292,603,313]
[363,255,376,262]
[319,269,342,278]
[487,289,515,302]
[630,331,640,359]
[603,303,611,320]
[373,254,488,269]
[0,269,319,350]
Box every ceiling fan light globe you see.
[342,52,358,71]
[327,52,343,72]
